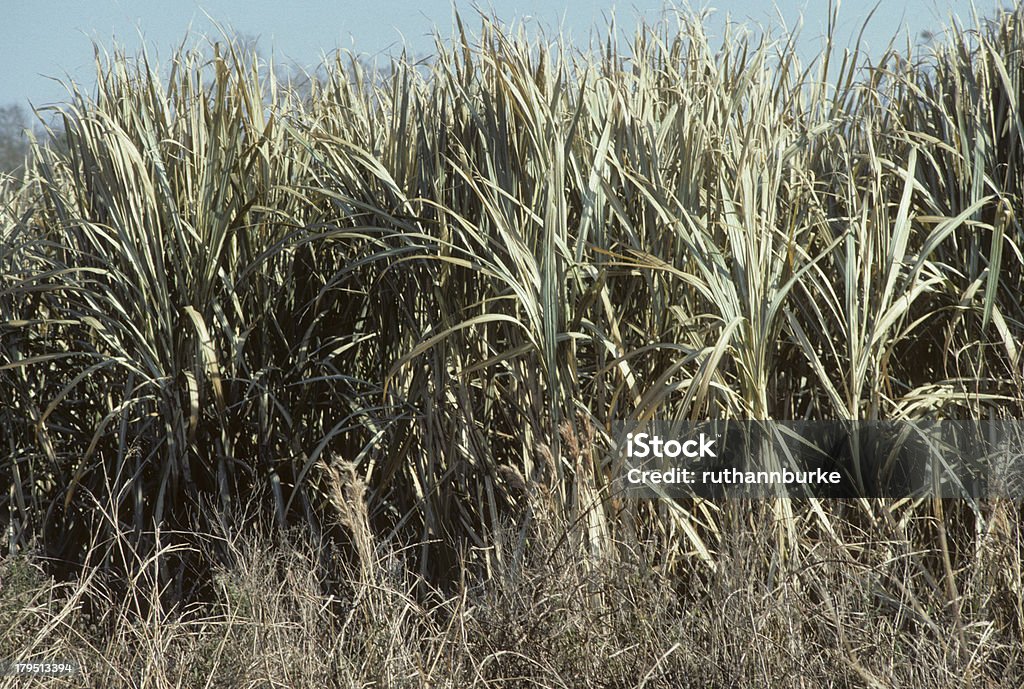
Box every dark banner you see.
[612,421,1024,500]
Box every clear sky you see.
[1,1,1013,108]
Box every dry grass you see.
[2,484,1023,687]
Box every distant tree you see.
[0,104,30,176]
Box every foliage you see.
[1,6,1022,618]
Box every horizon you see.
[2,1,1012,110]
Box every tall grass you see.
[1,6,1022,625]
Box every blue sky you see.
[1,1,1012,107]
